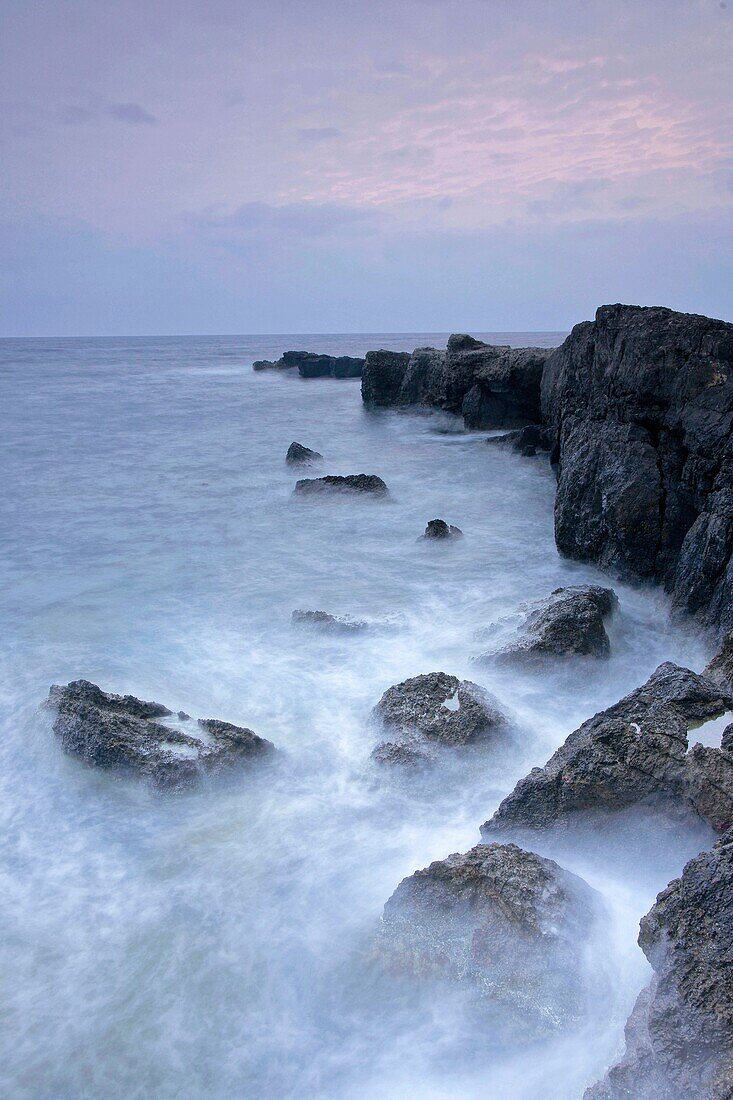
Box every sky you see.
[1,0,732,336]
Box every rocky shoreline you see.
[47,304,733,1097]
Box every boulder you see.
[291,609,369,633]
[483,663,733,834]
[585,831,733,1098]
[47,679,273,788]
[361,350,412,406]
[373,671,506,748]
[281,350,364,378]
[421,518,463,540]
[293,474,389,497]
[370,739,434,768]
[379,842,601,1040]
[285,441,323,466]
[479,585,618,664]
[541,304,733,636]
[253,358,289,371]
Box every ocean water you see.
[0,333,717,1099]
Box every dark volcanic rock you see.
[421,518,463,540]
[253,358,288,371]
[361,350,412,406]
[47,679,273,787]
[705,632,733,692]
[286,441,323,466]
[484,663,733,834]
[481,584,618,664]
[448,337,552,429]
[586,831,733,1099]
[293,473,389,497]
[397,347,448,406]
[370,739,434,768]
[541,304,733,636]
[281,350,364,378]
[373,671,506,748]
[291,609,369,633]
[379,842,601,1039]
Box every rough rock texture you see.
[379,842,601,1039]
[586,831,733,1099]
[704,632,733,692]
[484,663,733,834]
[421,518,463,540]
[480,585,618,664]
[286,441,323,466]
[373,671,506,751]
[48,680,273,787]
[253,351,364,377]
[291,609,369,633]
[486,424,550,455]
[361,350,412,406]
[541,305,733,636]
[361,337,552,429]
[293,474,389,497]
[280,350,364,378]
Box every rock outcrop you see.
[379,842,601,1040]
[586,831,733,1099]
[484,663,733,834]
[541,304,733,637]
[704,632,733,692]
[479,584,618,664]
[293,474,389,497]
[421,518,463,540]
[253,351,364,377]
[371,671,507,765]
[286,441,322,466]
[47,680,273,787]
[291,609,369,633]
[361,338,552,429]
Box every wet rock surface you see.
[253,351,364,377]
[361,350,412,406]
[484,663,733,834]
[48,680,273,787]
[421,518,463,540]
[586,830,733,1099]
[293,473,389,497]
[373,671,507,749]
[379,842,601,1040]
[291,609,370,633]
[480,584,618,664]
[541,304,733,636]
[286,441,323,465]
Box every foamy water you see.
[0,334,716,1098]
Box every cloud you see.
[106,102,158,125]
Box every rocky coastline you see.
[51,304,733,1096]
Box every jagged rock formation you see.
[373,671,506,748]
[705,632,733,692]
[420,518,463,540]
[361,337,552,428]
[483,663,733,835]
[253,351,364,377]
[541,304,733,636]
[586,831,733,1099]
[378,842,601,1040]
[285,441,323,465]
[478,584,618,664]
[293,474,389,497]
[47,680,273,787]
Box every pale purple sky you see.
[1,0,732,335]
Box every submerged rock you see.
[586,831,733,1099]
[484,663,733,834]
[421,518,463,540]
[285,441,323,466]
[480,584,618,664]
[370,739,434,768]
[541,304,733,636]
[293,473,389,497]
[373,671,506,749]
[291,609,369,633]
[47,680,273,787]
[379,842,601,1040]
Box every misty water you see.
[0,334,718,1099]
